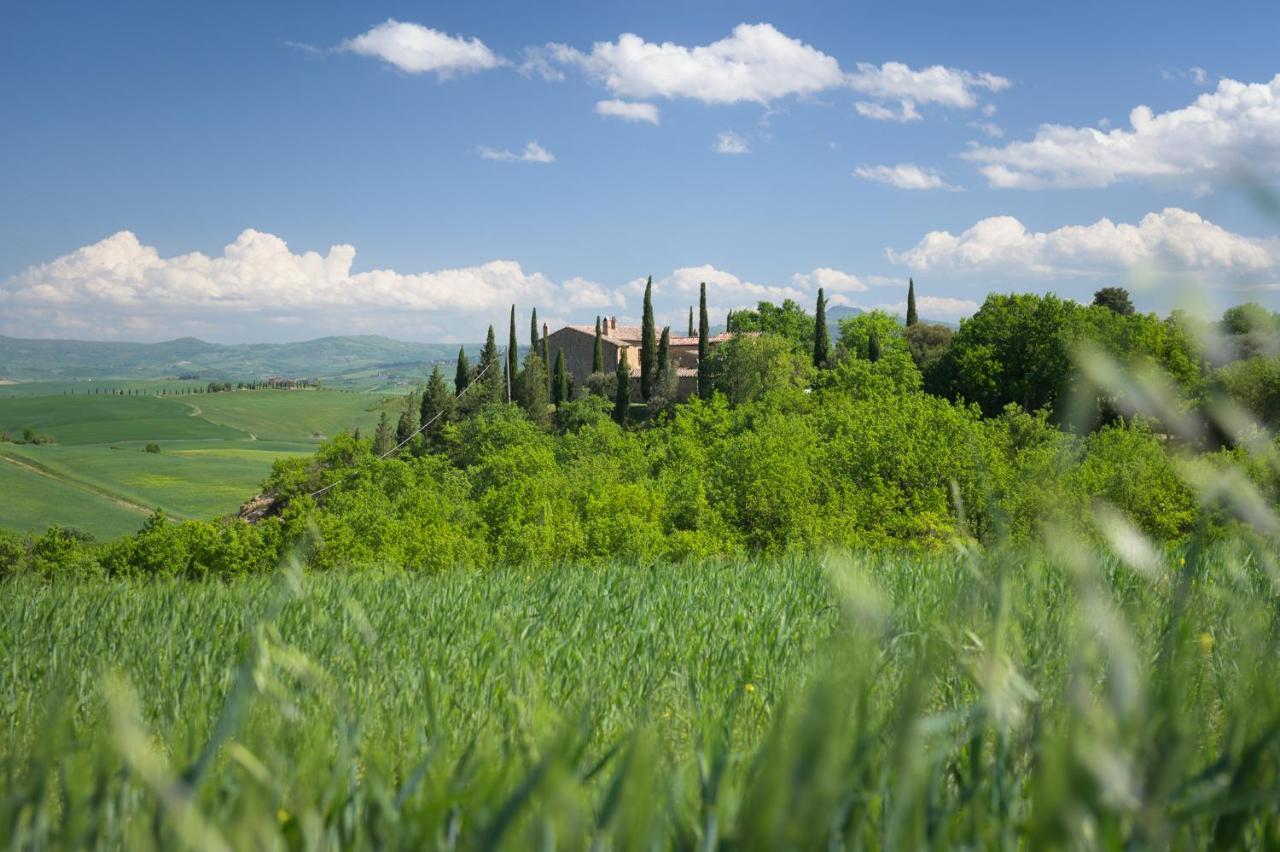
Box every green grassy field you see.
[2,544,1277,848]
[181,388,387,441]
[0,387,393,535]
[0,453,150,538]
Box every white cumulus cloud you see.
[791,267,868,292]
[0,230,621,341]
[854,100,921,122]
[714,131,750,154]
[854,163,954,190]
[965,74,1280,188]
[636,264,808,305]
[875,296,979,321]
[888,208,1278,280]
[341,20,501,77]
[849,62,1008,120]
[544,23,846,105]
[595,99,660,124]
[478,141,555,163]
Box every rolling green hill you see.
[0,387,397,537]
[0,334,476,382]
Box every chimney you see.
[610,316,617,332]
[542,322,548,338]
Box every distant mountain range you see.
[1,307,960,382]
[0,334,472,382]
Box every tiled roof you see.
[675,367,699,377]
[669,333,733,346]
[560,325,736,346]
[563,324,644,343]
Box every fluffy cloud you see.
[854,100,920,122]
[876,296,979,321]
[544,23,845,105]
[965,74,1280,188]
[637,264,808,305]
[791,267,868,292]
[341,20,501,77]
[854,163,954,190]
[0,230,620,340]
[888,208,1278,279]
[595,99,660,124]
[849,62,1009,111]
[478,141,555,163]
[714,131,750,154]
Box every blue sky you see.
[2,0,1279,342]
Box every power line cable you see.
[304,351,498,500]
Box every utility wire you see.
[304,351,498,500]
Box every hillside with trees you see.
[7,287,1279,579]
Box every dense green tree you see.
[1215,356,1280,427]
[839,310,904,362]
[614,349,632,424]
[553,350,570,406]
[454,347,470,397]
[906,278,919,327]
[593,316,604,373]
[905,322,953,371]
[481,325,504,402]
[868,331,881,363]
[656,326,671,381]
[419,366,454,448]
[813,288,830,368]
[706,333,815,405]
[698,282,710,399]
[518,351,550,425]
[929,292,1199,420]
[728,299,813,352]
[395,391,420,448]
[1220,303,1280,360]
[641,276,657,400]
[1093,286,1135,316]
[507,305,519,402]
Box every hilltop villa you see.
[545,316,733,401]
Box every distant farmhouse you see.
[546,316,733,401]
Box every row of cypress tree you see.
[374,275,921,449]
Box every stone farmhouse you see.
[545,316,733,401]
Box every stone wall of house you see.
[546,328,619,390]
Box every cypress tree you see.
[868,330,881,363]
[552,349,570,406]
[530,308,539,353]
[656,326,671,380]
[613,349,631,424]
[478,325,501,403]
[640,275,656,400]
[394,403,416,447]
[454,347,470,396]
[372,411,394,455]
[506,304,519,401]
[593,316,604,373]
[813,287,830,368]
[688,306,694,337]
[540,323,549,365]
[420,365,453,440]
[906,278,918,327]
[697,282,710,399]
[518,350,550,425]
